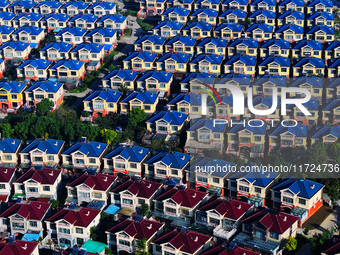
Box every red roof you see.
[0,167,15,183]
[0,241,38,255]
[111,179,162,199]
[0,201,50,220]
[0,195,8,202]
[153,229,212,254]
[198,198,253,221]
[67,173,116,191]
[242,208,299,234]
[201,243,260,255]
[14,168,61,185]
[106,219,164,240]
[155,188,207,208]
[46,208,100,227]
[322,237,340,255]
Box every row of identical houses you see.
[138,0,333,17]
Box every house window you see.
[123,199,132,204]
[270,232,279,240]
[130,163,137,169]
[76,228,83,234]
[89,158,96,164]
[197,176,208,183]
[29,221,37,227]
[0,184,4,189]
[43,186,50,191]
[27,187,38,193]
[77,238,84,245]
[59,228,70,234]
[230,180,237,187]
[37,70,43,75]
[210,217,220,225]
[47,155,54,161]
[4,155,12,160]
[212,177,219,184]
[119,240,130,246]
[93,192,102,198]
[244,223,250,230]
[2,219,6,225]
[283,196,293,204]
[171,169,178,175]
[155,245,162,252]
[48,94,54,99]
[299,198,306,205]
[11,94,17,99]
[274,191,281,198]
[255,187,262,193]
[138,199,145,205]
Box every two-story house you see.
[291,40,322,58]
[120,91,158,115]
[85,28,117,51]
[12,27,44,48]
[0,138,21,167]
[0,167,16,202]
[56,27,87,45]
[0,41,31,60]
[278,0,304,12]
[49,60,86,81]
[219,9,247,24]
[136,71,173,95]
[182,22,213,39]
[61,2,90,16]
[227,38,259,57]
[0,26,15,44]
[196,37,228,56]
[97,15,127,34]
[214,23,243,40]
[40,14,71,32]
[191,9,219,25]
[123,52,157,71]
[146,111,188,134]
[87,2,116,16]
[102,69,138,90]
[134,35,166,54]
[225,55,257,76]
[310,125,340,145]
[153,21,183,38]
[260,39,290,58]
[33,1,63,14]
[258,56,290,76]
[161,8,190,23]
[156,52,190,73]
[322,99,340,124]
[306,25,334,43]
[164,36,196,55]
[275,24,303,42]
[190,54,223,74]
[17,59,52,81]
[292,57,325,77]
[277,11,305,27]
[0,81,27,113]
[40,42,73,61]
[69,14,98,29]
[13,13,43,28]
[245,24,274,41]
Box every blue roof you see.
[70,14,98,23]
[0,0,10,8]
[251,0,276,6]
[167,0,194,3]
[162,7,190,16]
[157,52,190,64]
[308,0,332,7]
[226,55,257,66]
[291,40,322,50]
[138,71,173,83]
[188,119,226,132]
[325,41,340,51]
[191,8,218,17]
[278,11,304,20]
[35,1,63,9]
[41,42,73,53]
[229,168,278,187]
[254,75,286,87]
[327,58,340,69]
[135,35,166,45]
[259,56,290,67]
[84,89,122,103]
[0,81,26,93]
[42,13,70,22]
[229,120,266,134]
[50,60,85,71]
[88,2,116,10]
[223,0,248,5]
[197,37,227,47]
[154,21,183,30]
[0,12,16,21]
[220,9,247,18]
[124,52,157,62]
[9,1,36,9]
[145,151,191,169]
[14,13,42,21]
[195,0,221,4]
[307,12,334,20]
[13,26,43,36]
[290,77,323,88]
[0,25,14,35]
[293,58,325,68]
[26,81,63,93]
[61,1,89,9]
[18,59,51,69]
[103,69,138,81]
[228,38,259,48]
[181,72,215,84]
[189,157,235,178]
[21,138,64,154]
[71,43,104,54]
[63,140,107,157]
[307,25,334,35]
[168,94,190,105]
[299,97,319,110]
[278,0,304,7]
[323,99,340,111]
[57,27,87,37]
[97,14,126,23]
[191,54,223,64]
[147,111,188,126]
[214,23,243,32]
[218,74,251,86]
[249,10,276,19]
[261,39,290,49]
[327,78,340,88]
[0,41,30,51]
[246,24,273,33]
[272,178,324,198]
[104,145,149,161]
[183,22,212,31]
[165,36,196,46]
[247,96,279,109]
[0,138,21,153]
[121,91,158,104]
[311,125,340,139]
[275,24,303,33]
[269,123,307,137]
[86,28,116,37]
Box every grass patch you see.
[137,18,158,31]
[124,28,132,36]
[302,205,333,230]
[62,96,78,107]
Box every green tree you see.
[140,204,149,216]
[36,99,54,116]
[90,226,98,241]
[0,123,13,138]
[135,238,150,255]
[304,142,328,165]
[127,108,146,130]
[100,129,117,145]
[329,143,340,161]
[50,199,59,210]
[105,247,112,255]
[285,237,297,251]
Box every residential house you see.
[271,178,324,226]
[278,0,304,12]
[327,59,340,78]
[252,75,286,96]
[245,24,274,41]
[40,14,71,32]
[102,69,138,90]
[12,27,45,48]
[166,0,195,11]
[123,52,157,71]
[258,56,290,76]
[161,8,190,23]
[138,0,167,17]
[226,122,266,158]
[70,43,105,65]
[17,59,52,81]
[213,23,243,40]
[0,81,27,113]
[307,12,334,27]
[56,27,87,45]
[96,15,127,33]
[196,37,227,56]
[8,1,37,14]
[13,13,43,28]
[225,55,257,76]
[134,35,166,54]
[215,74,251,96]
[49,60,86,81]
[66,173,116,206]
[61,140,108,169]
[0,1,11,13]
[306,26,334,42]
[24,81,64,111]
[326,78,340,99]
[310,125,340,144]
[33,1,63,14]
[103,145,150,175]
[322,99,340,124]
[287,97,319,126]
[227,38,259,57]
[156,52,190,73]
[0,241,39,255]
[45,208,101,247]
[120,91,158,115]
[219,9,247,24]
[164,36,196,55]
[83,89,122,117]
[13,168,62,199]
[291,40,322,58]
[0,12,16,27]
[182,22,213,39]
[244,96,280,120]
[61,2,90,16]
[0,201,50,236]
[190,54,223,74]
[191,9,219,25]
[277,11,305,27]
[222,0,248,11]
[0,138,21,167]
[154,21,184,38]
[110,179,162,211]
[325,41,340,59]
[144,151,191,181]
[260,39,290,58]
[307,0,333,13]
[292,57,325,77]
[167,93,200,115]
[136,70,173,94]
[275,24,303,42]
[250,0,276,11]
[87,2,116,16]
[248,10,276,26]
[69,14,98,30]
[0,167,16,202]
[0,26,14,45]
[106,219,164,254]
[85,28,117,51]
[146,111,188,134]
[40,42,73,61]
[194,0,222,10]
[180,72,215,92]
